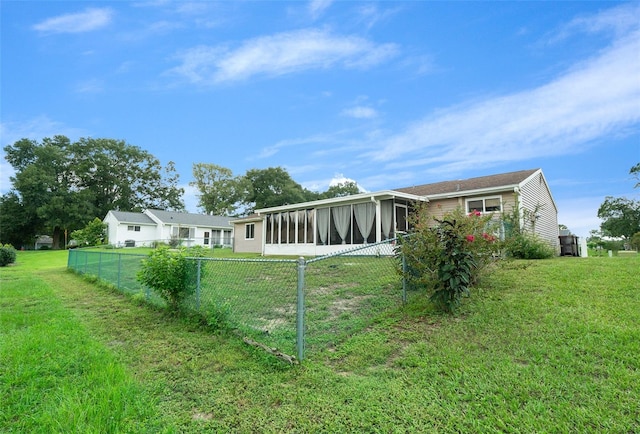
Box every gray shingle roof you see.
[108,211,156,225]
[393,169,539,197]
[147,209,232,228]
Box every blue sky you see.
[1,1,639,239]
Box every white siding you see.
[519,171,559,251]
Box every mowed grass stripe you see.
[0,269,161,433]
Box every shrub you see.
[503,233,556,259]
[398,205,501,313]
[137,246,207,311]
[204,302,231,331]
[70,218,107,247]
[0,244,17,267]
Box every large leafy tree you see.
[243,167,315,212]
[2,136,184,249]
[320,181,361,199]
[597,196,640,239]
[71,137,184,215]
[189,163,246,215]
[597,163,640,240]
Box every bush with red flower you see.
[397,204,501,313]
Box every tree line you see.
[0,136,359,249]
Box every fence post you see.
[402,252,407,304]
[297,257,306,362]
[196,258,202,311]
[97,251,102,280]
[117,253,122,289]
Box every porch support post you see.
[375,200,381,243]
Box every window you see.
[127,225,140,232]
[204,231,210,245]
[466,196,502,214]
[245,223,255,240]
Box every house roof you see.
[146,209,233,228]
[232,213,263,223]
[393,169,540,197]
[254,190,427,214]
[108,211,156,225]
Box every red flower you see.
[466,235,475,242]
[482,233,496,242]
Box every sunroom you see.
[254,190,426,257]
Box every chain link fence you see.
[67,239,412,362]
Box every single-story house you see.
[104,209,233,248]
[232,168,559,257]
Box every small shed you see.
[34,235,53,250]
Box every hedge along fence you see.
[67,239,408,363]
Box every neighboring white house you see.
[104,209,233,248]
[233,168,559,257]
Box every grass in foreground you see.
[1,252,638,432]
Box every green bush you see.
[398,206,501,313]
[0,244,17,267]
[137,246,206,311]
[70,218,107,247]
[204,302,231,331]
[503,233,556,259]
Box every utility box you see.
[124,239,136,248]
[559,234,578,256]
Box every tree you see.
[0,192,41,248]
[597,196,640,240]
[320,181,360,199]
[3,136,185,249]
[243,167,309,212]
[594,163,640,243]
[70,218,107,247]
[631,163,640,189]
[190,163,246,215]
[71,138,184,215]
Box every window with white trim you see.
[127,225,141,231]
[245,223,255,240]
[466,196,502,213]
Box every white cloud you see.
[354,4,402,31]
[0,116,86,148]
[366,25,640,174]
[74,79,105,94]
[170,28,398,84]
[33,8,113,34]
[550,2,640,42]
[342,106,378,119]
[308,0,333,19]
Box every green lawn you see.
[1,251,638,432]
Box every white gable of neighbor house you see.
[104,210,158,247]
[104,209,234,248]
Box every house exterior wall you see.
[105,211,233,248]
[519,171,559,251]
[104,213,157,247]
[233,220,263,254]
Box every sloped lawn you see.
[1,251,638,432]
